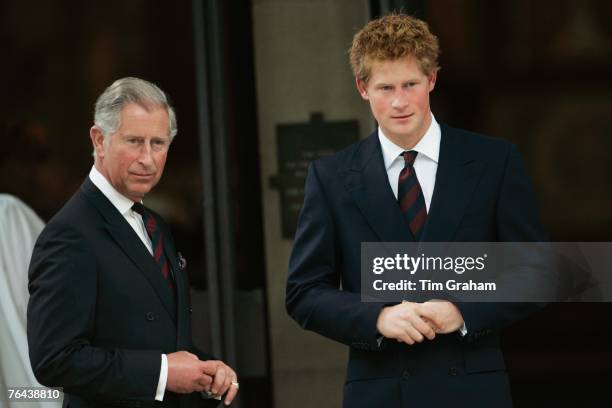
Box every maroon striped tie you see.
[398,151,427,240]
[132,203,175,294]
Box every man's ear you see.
[356,78,369,100]
[90,126,106,159]
[428,70,438,92]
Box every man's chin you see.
[386,125,419,139]
[125,185,155,202]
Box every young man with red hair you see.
[287,14,544,407]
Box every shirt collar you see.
[378,113,441,170]
[89,165,138,215]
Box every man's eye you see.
[153,140,167,146]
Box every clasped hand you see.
[166,351,238,405]
[376,300,464,345]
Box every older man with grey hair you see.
[27,77,238,408]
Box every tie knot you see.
[401,150,418,166]
[131,202,146,216]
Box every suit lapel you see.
[160,228,190,349]
[422,124,486,242]
[164,228,191,350]
[163,234,179,282]
[80,178,177,324]
[343,132,414,243]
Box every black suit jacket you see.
[286,124,546,407]
[27,178,218,408]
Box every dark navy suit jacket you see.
[28,178,218,408]
[286,124,546,407]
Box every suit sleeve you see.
[27,221,161,401]
[456,143,548,339]
[286,163,385,351]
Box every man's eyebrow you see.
[121,134,168,139]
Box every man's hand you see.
[167,351,213,394]
[419,300,464,334]
[376,302,436,344]
[167,353,239,405]
[201,360,239,406]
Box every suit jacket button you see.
[448,367,458,376]
[146,312,155,321]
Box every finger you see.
[224,381,239,405]
[398,329,415,345]
[411,316,436,340]
[416,305,442,332]
[193,379,207,393]
[192,373,211,393]
[404,324,424,343]
[401,335,415,345]
[218,366,232,397]
[422,317,439,334]
[424,316,443,333]
[200,360,218,376]
[211,365,226,395]
[389,321,414,344]
[199,373,213,391]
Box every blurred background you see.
[1,0,611,406]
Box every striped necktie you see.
[398,151,427,240]
[131,202,175,294]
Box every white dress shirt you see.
[377,115,467,336]
[378,113,440,208]
[89,166,168,401]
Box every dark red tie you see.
[132,203,175,294]
[398,151,427,240]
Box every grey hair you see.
[93,77,177,140]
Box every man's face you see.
[91,103,171,202]
[356,56,436,147]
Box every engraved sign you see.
[270,112,359,239]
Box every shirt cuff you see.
[459,322,467,336]
[155,354,168,401]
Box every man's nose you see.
[391,90,409,110]
[138,143,155,167]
